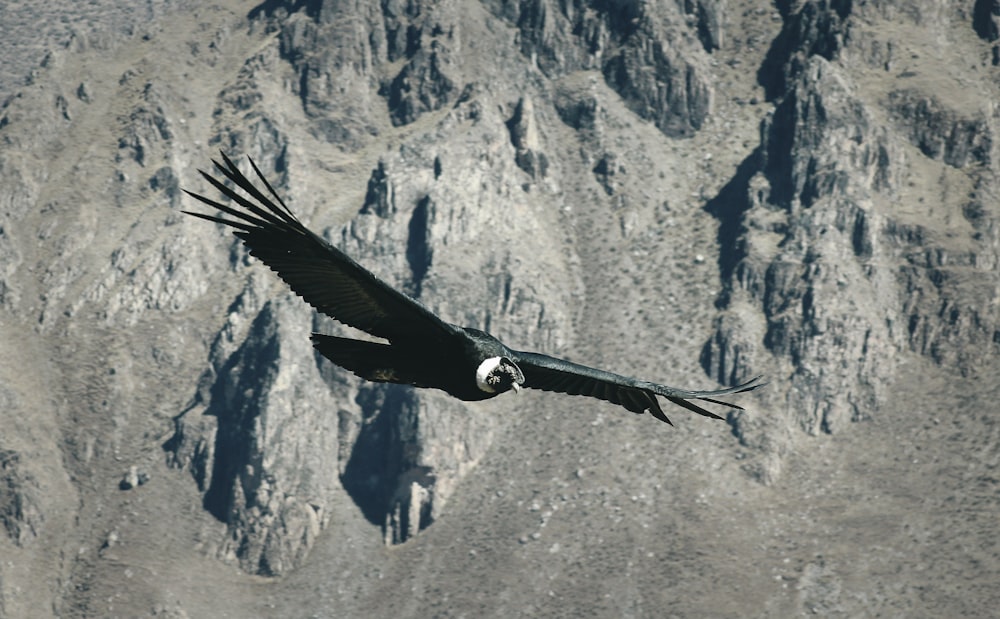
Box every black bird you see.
[185,154,764,425]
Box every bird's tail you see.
[649,375,768,422]
[312,334,418,386]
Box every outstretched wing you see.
[511,350,765,425]
[184,153,459,343]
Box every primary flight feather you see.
[185,154,764,425]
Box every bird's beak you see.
[512,383,521,394]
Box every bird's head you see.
[475,357,525,395]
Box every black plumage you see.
[185,154,764,425]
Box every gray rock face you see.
[759,0,852,98]
[705,55,903,480]
[974,0,1000,42]
[169,292,340,575]
[158,39,578,567]
[487,0,714,137]
[887,89,994,168]
[1,0,999,616]
[326,139,576,547]
[0,448,43,546]
[706,3,1000,481]
[507,96,550,179]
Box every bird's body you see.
[185,154,764,425]
[312,327,519,402]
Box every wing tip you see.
[666,395,727,421]
[736,374,768,392]
[647,402,674,426]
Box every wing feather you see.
[511,350,765,424]
[185,153,459,343]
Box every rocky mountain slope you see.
[1,0,998,616]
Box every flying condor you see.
[184,154,764,425]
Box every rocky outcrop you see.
[706,56,902,483]
[168,290,340,575]
[385,42,459,126]
[974,0,1000,42]
[165,73,578,567]
[506,96,549,180]
[707,4,1000,482]
[487,0,714,137]
[3,0,1000,614]
[0,219,21,308]
[267,0,462,140]
[328,138,576,545]
[116,83,174,167]
[0,448,43,546]
[759,0,852,98]
[887,89,994,169]
[687,0,726,52]
[269,3,384,147]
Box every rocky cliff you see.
[1,0,998,617]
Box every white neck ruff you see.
[475,357,503,393]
